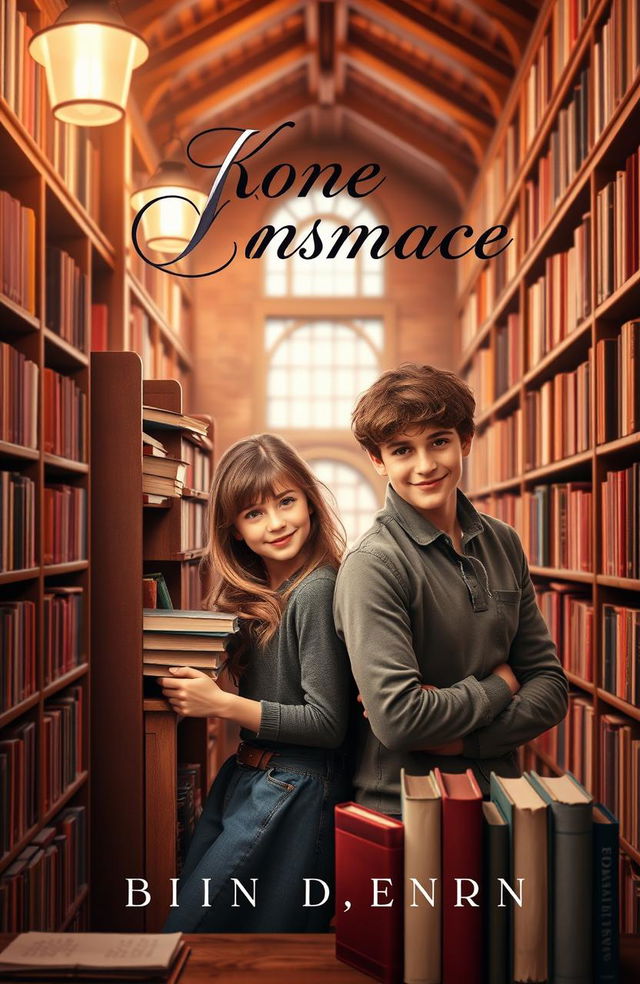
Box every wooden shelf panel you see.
[596,689,640,722]
[565,670,595,694]
[42,772,89,827]
[0,568,39,585]
[0,692,40,730]
[43,328,90,370]
[0,292,39,333]
[522,450,593,483]
[44,453,89,474]
[43,663,89,699]
[0,441,39,462]
[596,434,640,458]
[43,561,89,576]
[529,567,594,583]
[597,576,640,592]
[0,822,40,876]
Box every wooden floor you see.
[0,933,639,981]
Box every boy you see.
[334,364,568,814]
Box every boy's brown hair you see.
[352,363,476,455]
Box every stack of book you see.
[0,933,189,983]
[142,609,239,678]
[142,432,187,502]
[335,769,619,984]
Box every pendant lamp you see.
[29,0,148,127]
[130,147,209,256]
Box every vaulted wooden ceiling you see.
[124,0,542,204]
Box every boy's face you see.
[368,424,471,522]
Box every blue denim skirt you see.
[163,745,352,933]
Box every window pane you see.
[266,320,382,429]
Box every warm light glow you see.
[29,5,148,127]
[130,184,209,255]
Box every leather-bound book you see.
[433,768,483,984]
[401,770,441,984]
[334,802,404,983]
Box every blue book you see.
[592,803,619,984]
[526,771,592,984]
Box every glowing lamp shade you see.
[29,1,148,127]
[131,161,209,255]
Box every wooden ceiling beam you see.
[177,88,311,145]
[349,27,498,122]
[139,0,304,97]
[343,47,488,163]
[153,46,311,133]
[455,0,533,62]
[341,97,469,206]
[348,0,512,92]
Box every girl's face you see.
[233,483,313,585]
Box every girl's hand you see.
[159,666,230,718]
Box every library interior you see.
[0,0,639,979]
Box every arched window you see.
[266,317,383,429]
[264,190,384,297]
[310,459,379,544]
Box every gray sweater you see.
[239,566,350,749]
[334,485,569,813]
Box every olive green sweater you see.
[334,485,568,814]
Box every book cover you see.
[0,3,639,982]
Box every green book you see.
[144,573,174,610]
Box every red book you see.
[433,768,483,984]
[334,802,404,983]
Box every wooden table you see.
[1,934,639,982]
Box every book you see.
[526,771,593,983]
[433,768,483,984]
[142,455,187,484]
[0,932,187,980]
[143,573,174,610]
[482,801,509,984]
[334,802,404,983]
[142,610,237,634]
[491,773,548,983]
[592,804,620,984]
[400,770,441,984]
[142,406,208,436]
[143,632,227,652]
[142,431,168,455]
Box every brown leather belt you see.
[236,741,276,770]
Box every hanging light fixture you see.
[130,144,209,255]
[29,0,148,127]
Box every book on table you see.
[0,933,189,981]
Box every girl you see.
[161,434,352,933]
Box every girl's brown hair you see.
[202,434,345,672]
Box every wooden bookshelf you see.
[0,0,97,928]
[456,0,640,917]
[90,352,223,932]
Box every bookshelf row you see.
[457,0,640,897]
[0,0,207,938]
[460,59,640,363]
[460,0,639,306]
